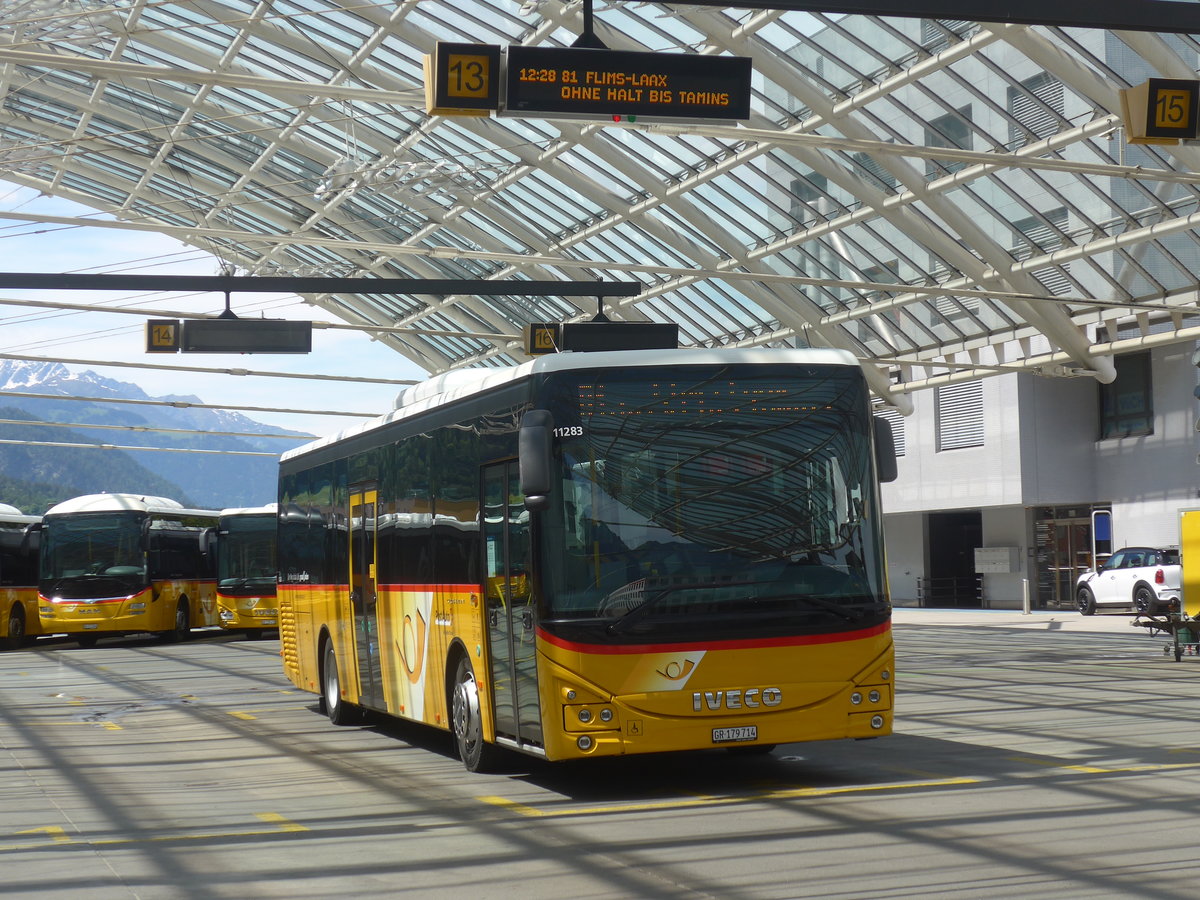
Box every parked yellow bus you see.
[37,493,218,647]
[217,504,278,635]
[1,503,41,651]
[278,347,896,770]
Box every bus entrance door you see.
[349,487,384,710]
[483,463,542,748]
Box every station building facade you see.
[879,340,1200,609]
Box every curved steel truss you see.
[2,1,1200,408]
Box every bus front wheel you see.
[322,640,360,726]
[162,599,190,643]
[3,603,26,650]
[450,656,500,773]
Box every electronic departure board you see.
[505,46,751,120]
[147,318,313,354]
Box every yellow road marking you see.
[100,722,121,731]
[228,711,256,721]
[17,826,70,843]
[0,814,307,852]
[1010,756,1200,775]
[254,812,308,832]
[479,776,981,818]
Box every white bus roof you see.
[45,493,219,518]
[284,346,859,463]
[219,503,278,518]
[0,502,39,524]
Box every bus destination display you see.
[505,46,751,120]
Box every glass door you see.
[349,486,383,709]
[483,462,540,748]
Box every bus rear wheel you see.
[450,656,500,773]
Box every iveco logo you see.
[693,688,782,711]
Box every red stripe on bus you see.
[536,620,891,654]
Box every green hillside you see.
[0,407,193,514]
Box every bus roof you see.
[0,502,39,524]
[283,346,859,463]
[219,503,277,518]
[45,493,219,519]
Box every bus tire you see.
[450,655,500,773]
[322,640,360,726]
[3,603,26,650]
[76,634,99,648]
[162,599,190,643]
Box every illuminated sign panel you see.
[1119,78,1200,144]
[526,323,561,355]
[146,319,180,353]
[505,46,751,120]
[424,42,501,116]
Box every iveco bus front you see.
[278,347,897,771]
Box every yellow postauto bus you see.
[278,346,897,771]
[37,493,219,647]
[216,504,279,635]
[1,503,41,651]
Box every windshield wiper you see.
[753,592,869,623]
[606,579,757,635]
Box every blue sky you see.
[0,184,428,437]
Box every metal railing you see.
[916,575,986,608]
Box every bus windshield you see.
[39,513,147,597]
[537,363,888,642]
[218,516,277,594]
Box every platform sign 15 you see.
[1120,78,1200,144]
[424,42,501,116]
[505,46,752,120]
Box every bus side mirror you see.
[873,416,898,483]
[21,521,41,554]
[199,527,217,559]
[519,409,554,511]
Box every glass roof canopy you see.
[2,1,1200,410]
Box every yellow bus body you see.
[217,591,279,630]
[1,586,42,645]
[39,579,217,637]
[280,581,893,760]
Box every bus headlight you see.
[129,602,146,612]
[577,736,594,751]
[870,715,885,729]
[850,692,862,705]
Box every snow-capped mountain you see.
[0,361,311,509]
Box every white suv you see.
[1076,547,1181,615]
